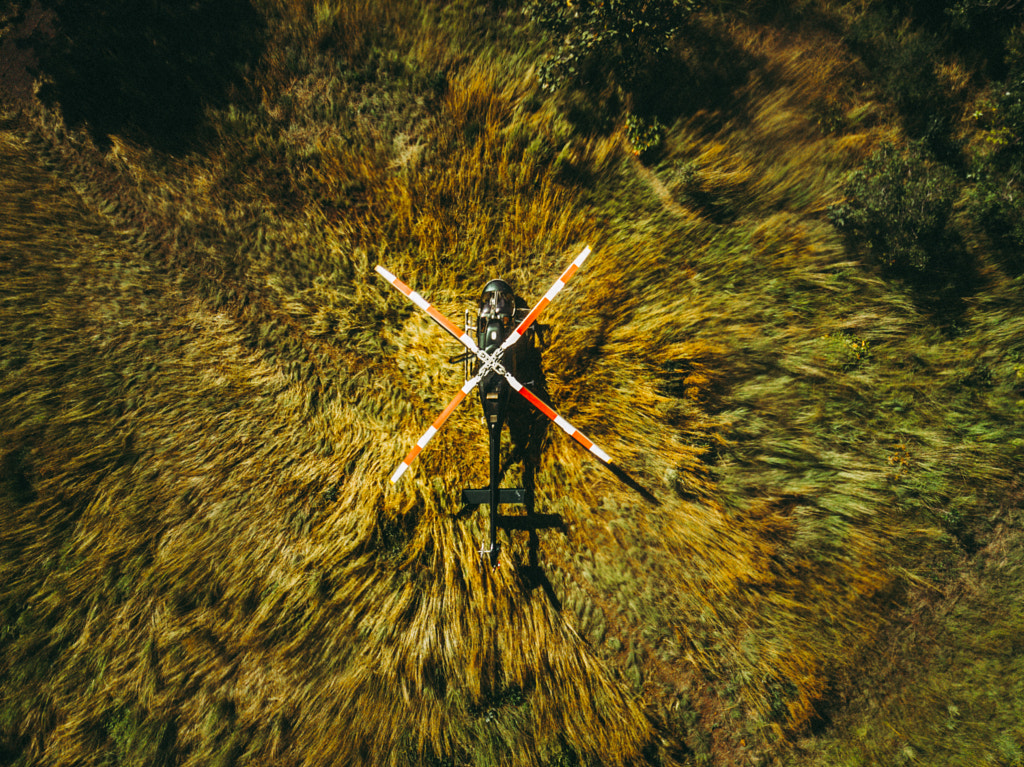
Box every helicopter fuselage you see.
[470,278,529,565]
[475,278,520,435]
[375,245,604,567]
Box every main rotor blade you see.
[390,374,483,483]
[504,372,612,465]
[375,265,482,356]
[500,245,592,353]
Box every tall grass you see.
[3,1,1024,766]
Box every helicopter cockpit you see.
[477,279,515,352]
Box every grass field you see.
[2,1,1024,765]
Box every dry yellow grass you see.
[4,2,1024,766]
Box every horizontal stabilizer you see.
[462,488,527,507]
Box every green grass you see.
[2,1,1024,765]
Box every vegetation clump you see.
[527,0,700,97]
[624,112,664,156]
[965,26,1024,266]
[828,142,962,278]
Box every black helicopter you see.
[374,246,612,566]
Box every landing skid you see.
[461,488,527,506]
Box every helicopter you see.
[374,246,612,566]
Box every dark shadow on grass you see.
[554,16,760,149]
[870,235,980,333]
[843,5,967,163]
[629,18,761,132]
[454,301,659,602]
[504,321,660,599]
[30,0,265,153]
[503,320,566,609]
[604,463,659,507]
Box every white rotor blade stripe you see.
[500,245,592,351]
[376,251,609,481]
[374,265,481,355]
[390,375,482,483]
[504,373,612,464]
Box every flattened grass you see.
[3,2,1024,766]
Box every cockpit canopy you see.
[477,278,515,352]
[479,278,515,321]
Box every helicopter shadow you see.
[503,375,564,609]
[458,317,659,609]
[452,319,566,607]
[508,320,660,509]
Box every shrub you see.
[526,0,699,98]
[846,9,959,157]
[966,169,1024,258]
[945,0,1024,34]
[624,112,664,156]
[965,27,1024,266]
[828,142,962,277]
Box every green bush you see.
[526,0,699,97]
[965,26,1024,264]
[945,0,1024,34]
[966,168,1024,258]
[624,112,664,156]
[828,142,962,277]
[846,8,959,157]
